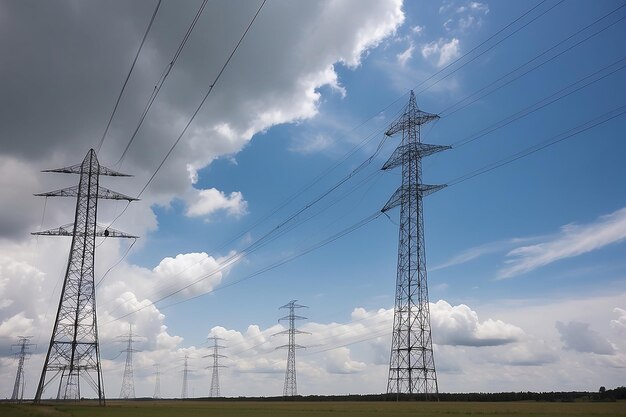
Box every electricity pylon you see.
[11,336,34,402]
[153,364,161,399]
[181,354,190,399]
[381,91,449,398]
[33,149,137,405]
[119,325,141,399]
[204,337,227,397]
[275,300,308,396]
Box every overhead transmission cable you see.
[102,0,266,235]
[97,0,610,312]
[440,4,626,117]
[123,54,626,316]
[101,131,389,314]
[113,0,209,166]
[94,0,265,286]
[451,56,626,148]
[96,0,162,154]
[447,103,626,187]
[106,209,383,323]
[95,0,564,281]
[135,0,267,198]
[413,0,565,95]
[104,100,626,323]
[94,0,208,257]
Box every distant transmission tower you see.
[33,149,137,405]
[275,300,308,396]
[181,354,190,399]
[204,337,227,397]
[11,336,34,402]
[153,364,161,399]
[381,91,449,398]
[119,325,141,399]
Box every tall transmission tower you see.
[11,336,35,402]
[381,91,449,398]
[153,364,161,399]
[204,337,227,397]
[119,325,141,399]
[181,354,190,399]
[275,300,308,397]
[33,149,137,405]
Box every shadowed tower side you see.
[381,92,450,398]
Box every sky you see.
[0,0,625,399]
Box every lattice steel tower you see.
[204,337,226,397]
[11,336,34,402]
[181,354,190,399]
[153,364,161,399]
[381,91,449,398]
[119,325,140,399]
[33,149,137,404]
[275,300,308,396]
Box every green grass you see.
[1,400,625,417]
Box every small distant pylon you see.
[153,364,161,399]
[118,325,141,399]
[181,354,190,399]
[204,337,227,397]
[33,149,138,405]
[11,336,35,402]
[381,91,449,398]
[275,300,309,396]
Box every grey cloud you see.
[556,321,615,355]
[0,0,404,238]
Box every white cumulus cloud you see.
[421,38,460,67]
[431,300,525,346]
[186,188,248,219]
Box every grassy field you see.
[1,400,625,417]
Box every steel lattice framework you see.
[382,91,449,398]
[204,337,227,397]
[275,300,308,397]
[119,325,140,399]
[11,336,34,402]
[181,354,190,399]
[153,364,161,399]
[33,149,137,405]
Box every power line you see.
[111,103,626,324]
[105,210,383,323]
[113,0,209,166]
[92,0,564,294]
[99,0,265,237]
[447,104,626,186]
[135,0,267,198]
[440,4,626,117]
[96,0,162,154]
[99,136,388,316]
[415,0,565,96]
[94,0,623,326]
[451,56,626,148]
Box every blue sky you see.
[0,0,625,399]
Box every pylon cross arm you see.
[382,143,452,171]
[32,224,138,238]
[382,184,447,212]
[43,162,131,177]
